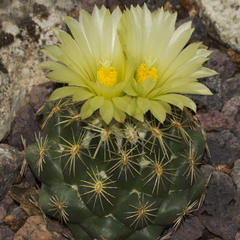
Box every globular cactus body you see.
[26,100,206,240]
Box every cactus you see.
[26,4,216,240]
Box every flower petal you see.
[150,101,166,123]
[112,96,132,115]
[49,87,79,101]
[154,94,196,112]
[80,98,95,119]
[90,96,104,111]
[72,88,94,101]
[137,97,151,114]
[112,103,126,123]
[100,100,114,124]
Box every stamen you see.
[135,63,158,85]
[97,66,118,87]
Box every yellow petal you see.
[90,96,104,111]
[112,96,132,115]
[123,81,137,96]
[154,94,196,112]
[137,97,151,114]
[100,100,114,124]
[49,87,79,101]
[72,88,94,101]
[150,101,166,123]
[112,103,126,123]
[80,98,94,119]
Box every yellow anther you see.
[135,63,158,85]
[97,66,118,87]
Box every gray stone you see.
[9,104,39,151]
[236,231,240,240]
[200,164,215,181]
[222,96,240,118]
[195,0,240,51]
[29,81,55,112]
[0,144,23,198]
[199,215,237,240]
[171,216,204,240]
[0,226,15,240]
[0,205,7,223]
[0,0,79,141]
[204,171,235,218]
[207,131,240,166]
[222,75,240,104]
[231,159,240,190]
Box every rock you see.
[176,16,209,46]
[0,193,14,213]
[190,49,236,111]
[14,215,71,240]
[222,96,240,118]
[6,205,27,232]
[206,130,240,166]
[222,75,240,104]
[200,164,215,181]
[0,144,23,198]
[236,231,240,240]
[0,0,80,141]
[197,110,235,131]
[81,0,107,12]
[171,216,204,240]
[195,0,240,52]
[0,205,7,223]
[204,171,235,218]
[29,81,55,112]
[0,225,15,240]
[231,159,240,189]
[199,215,237,240]
[9,105,39,151]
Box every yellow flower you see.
[117,4,217,123]
[39,6,133,124]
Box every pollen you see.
[135,63,158,85]
[97,66,118,87]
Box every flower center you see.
[135,63,158,85]
[97,66,118,87]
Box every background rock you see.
[14,215,72,240]
[0,144,23,199]
[195,0,240,51]
[0,0,83,141]
[9,105,39,151]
